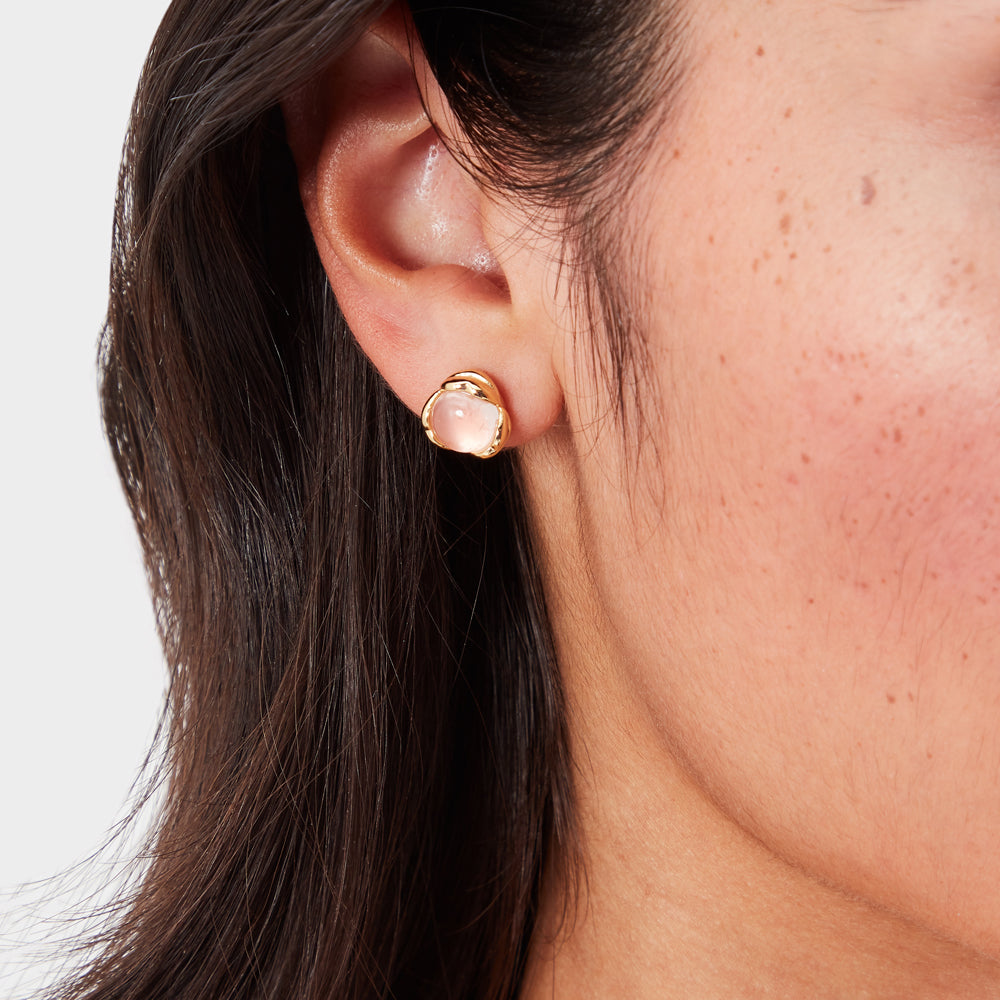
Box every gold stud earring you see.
[421,371,511,458]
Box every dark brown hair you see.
[53,1,682,997]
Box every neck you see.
[521,715,1000,999]
[518,434,1000,1000]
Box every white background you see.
[1,0,172,991]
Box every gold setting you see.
[421,370,510,459]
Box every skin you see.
[522,1,1000,994]
[288,0,1000,993]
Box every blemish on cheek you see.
[783,106,793,119]
[861,175,877,205]
[756,45,765,57]
[893,427,903,444]
[779,213,792,234]
[886,693,896,704]
[776,189,787,204]
[801,453,811,464]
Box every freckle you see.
[884,491,892,500]
[964,261,976,275]
[756,45,765,56]
[907,692,914,702]
[808,597,815,604]
[853,393,863,405]
[673,148,681,159]
[752,258,760,272]
[893,427,902,443]
[886,693,896,704]
[963,652,969,660]
[787,472,799,485]
[777,189,787,203]
[822,244,832,253]
[775,276,783,286]
[719,354,726,365]
[779,213,792,234]
[762,249,772,261]
[789,252,797,260]
[784,107,793,119]
[917,406,925,417]
[708,234,715,244]
[926,751,933,760]
[861,175,876,205]
[880,427,888,439]
[801,453,811,464]
[720,494,726,506]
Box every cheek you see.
[606,106,1000,949]
[774,343,1000,611]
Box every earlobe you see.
[282,8,564,450]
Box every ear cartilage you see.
[421,371,510,458]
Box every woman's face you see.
[569,0,1000,955]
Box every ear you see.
[282,7,564,450]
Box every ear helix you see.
[421,371,511,458]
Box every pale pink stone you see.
[432,390,500,454]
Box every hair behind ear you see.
[63,2,573,999]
